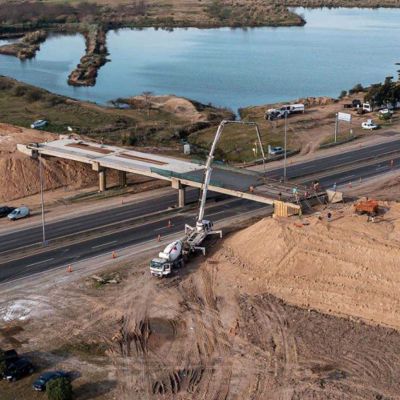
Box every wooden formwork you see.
[273,200,301,217]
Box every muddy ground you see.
[1,209,400,399]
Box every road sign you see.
[338,112,352,123]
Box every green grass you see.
[0,76,229,146]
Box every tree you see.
[47,377,73,400]
[339,90,347,99]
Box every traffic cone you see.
[348,182,352,188]
[112,251,118,259]
[167,220,172,228]
[157,234,161,242]
[67,265,73,273]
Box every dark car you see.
[0,206,15,218]
[33,371,69,391]
[4,358,34,381]
[0,349,19,377]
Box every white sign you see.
[338,112,352,123]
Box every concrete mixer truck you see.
[150,240,185,277]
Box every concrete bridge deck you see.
[18,138,312,211]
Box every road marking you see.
[343,174,356,180]
[25,258,54,267]
[92,240,118,249]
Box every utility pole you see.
[38,153,46,246]
[284,111,287,182]
[334,113,339,143]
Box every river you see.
[0,8,399,111]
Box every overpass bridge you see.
[18,138,320,215]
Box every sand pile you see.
[216,203,400,329]
[132,94,207,122]
[0,123,98,202]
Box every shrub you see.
[349,83,365,94]
[46,377,73,400]
[13,85,27,97]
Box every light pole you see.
[38,153,46,246]
[283,111,287,182]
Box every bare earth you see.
[1,202,400,399]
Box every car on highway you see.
[30,119,48,129]
[7,206,30,221]
[361,119,379,130]
[0,206,15,218]
[4,358,34,381]
[32,371,69,391]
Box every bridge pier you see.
[119,171,127,187]
[171,178,186,207]
[98,169,106,192]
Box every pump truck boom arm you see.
[196,120,266,227]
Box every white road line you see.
[91,240,118,249]
[25,258,54,267]
[343,175,356,180]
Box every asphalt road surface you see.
[0,198,266,283]
[1,138,400,283]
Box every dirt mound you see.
[0,123,98,202]
[131,95,208,122]
[217,203,400,330]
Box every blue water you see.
[0,8,399,111]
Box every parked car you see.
[0,349,19,378]
[266,109,286,120]
[269,146,284,155]
[361,119,379,130]
[33,371,69,391]
[378,108,393,120]
[30,120,48,129]
[4,358,34,381]
[7,206,30,221]
[0,206,15,218]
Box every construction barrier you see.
[273,200,301,217]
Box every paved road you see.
[1,138,400,283]
[266,138,400,180]
[0,198,266,283]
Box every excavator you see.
[150,120,266,277]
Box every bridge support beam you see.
[119,171,127,187]
[98,169,106,192]
[171,178,186,207]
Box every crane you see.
[150,119,266,277]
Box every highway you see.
[0,198,266,283]
[1,138,400,283]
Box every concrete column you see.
[98,169,106,192]
[178,186,186,208]
[119,170,127,187]
[171,178,186,207]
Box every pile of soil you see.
[0,123,99,202]
[218,202,400,329]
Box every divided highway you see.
[1,137,400,283]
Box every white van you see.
[8,206,30,221]
[363,102,373,112]
[289,104,305,114]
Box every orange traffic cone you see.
[112,251,118,259]
[67,265,73,273]
[167,220,172,228]
[157,234,161,242]
[348,182,352,188]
